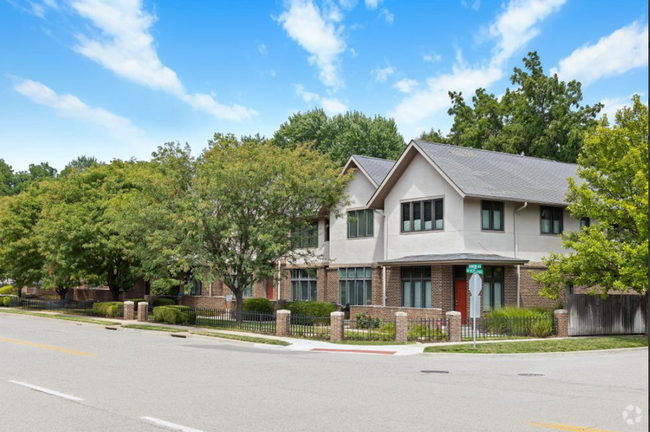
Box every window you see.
[481,201,504,231]
[290,269,317,301]
[338,268,372,305]
[401,199,443,232]
[541,206,563,234]
[482,266,504,311]
[188,278,202,296]
[292,221,318,248]
[347,209,373,238]
[324,218,330,241]
[401,266,432,308]
[580,217,590,229]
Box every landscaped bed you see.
[424,336,648,354]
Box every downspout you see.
[378,210,387,307]
[514,202,528,308]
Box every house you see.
[183,139,586,320]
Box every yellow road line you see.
[530,422,614,432]
[0,336,94,357]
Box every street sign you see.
[468,272,483,348]
[468,273,482,296]
[467,263,482,270]
[467,264,484,275]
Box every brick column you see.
[330,311,344,342]
[446,311,461,342]
[554,309,569,337]
[395,312,408,343]
[276,310,291,337]
[123,301,134,320]
[137,302,148,322]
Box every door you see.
[265,279,274,300]
[454,280,467,323]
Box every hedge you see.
[1,296,18,307]
[284,301,336,318]
[92,302,123,318]
[153,305,196,325]
[0,285,16,295]
[243,298,274,314]
[129,298,146,308]
[484,307,554,337]
[152,298,176,307]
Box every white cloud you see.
[70,0,256,122]
[390,0,566,125]
[422,52,442,63]
[349,47,359,58]
[365,0,381,9]
[14,78,141,139]
[461,0,481,11]
[599,94,641,120]
[371,64,395,82]
[394,78,419,94]
[321,97,348,115]
[551,21,648,86]
[339,0,358,9]
[379,8,394,23]
[278,0,346,89]
[294,83,320,102]
[258,43,268,57]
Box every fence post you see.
[137,302,148,322]
[395,312,408,343]
[446,311,461,342]
[276,310,291,337]
[330,311,344,342]
[554,309,569,337]
[123,301,134,320]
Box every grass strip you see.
[329,340,415,345]
[424,336,648,354]
[194,331,291,346]
[123,324,188,332]
[0,308,120,326]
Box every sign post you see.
[467,264,483,349]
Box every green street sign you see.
[467,263,482,270]
[467,267,484,275]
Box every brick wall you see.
[521,264,563,309]
[349,305,443,321]
[325,268,339,303]
[432,265,453,312]
[371,267,383,305]
[385,267,401,307]
[317,268,328,302]
[179,295,230,309]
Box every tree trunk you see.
[56,287,68,301]
[235,290,244,324]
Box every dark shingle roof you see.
[380,253,528,265]
[352,155,395,186]
[413,140,580,205]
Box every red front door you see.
[455,280,467,323]
[266,279,274,300]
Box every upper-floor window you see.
[348,209,373,238]
[401,266,432,308]
[580,217,590,229]
[291,221,318,248]
[481,201,504,231]
[324,218,330,241]
[401,199,443,233]
[541,206,563,234]
[339,267,372,305]
[290,269,317,302]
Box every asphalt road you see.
[0,312,647,432]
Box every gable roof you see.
[343,154,395,188]
[368,140,580,207]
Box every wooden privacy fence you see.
[566,294,647,336]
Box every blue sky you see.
[0,0,647,171]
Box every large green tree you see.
[273,109,405,166]
[0,159,14,196]
[185,134,349,317]
[12,162,58,195]
[424,52,602,163]
[533,96,648,297]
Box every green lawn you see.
[330,340,414,345]
[194,331,291,346]
[123,324,188,332]
[0,308,120,326]
[424,336,648,354]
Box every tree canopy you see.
[533,95,648,297]
[273,109,405,166]
[420,52,602,163]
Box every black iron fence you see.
[18,298,98,315]
[408,318,448,342]
[289,315,331,339]
[461,316,555,340]
[344,317,395,341]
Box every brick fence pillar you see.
[554,309,569,337]
[137,302,148,322]
[123,301,134,320]
[276,310,291,337]
[330,311,344,342]
[395,312,408,343]
[446,311,461,342]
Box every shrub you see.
[354,312,381,329]
[92,302,123,318]
[153,305,196,325]
[407,324,446,341]
[152,298,176,307]
[243,298,274,314]
[129,298,146,308]
[284,301,336,318]
[530,319,554,338]
[0,296,17,307]
[0,285,16,295]
[485,307,554,337]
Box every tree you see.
[0,159,14,196]
[430,52,602,163]
[532,96,648,298]
[418,128,448,144]
[185,134,350,318]
[12,162,58,194]
[273,109,405,166]
[60,156,100,177]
